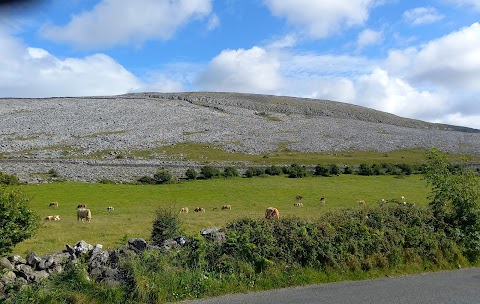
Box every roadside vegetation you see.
[1,148,479,303]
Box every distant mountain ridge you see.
[125,92,480,133]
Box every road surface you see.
[184,267,480,304]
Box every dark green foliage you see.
[223,166,239,178]
[424,148,480,261]
[185,168,198,180]
[0,188,39,257]
[200,165,222,179]
[328,164,341,176]
[245,167,265,178]
[265,165,282,176]
[358,163,374,176]
[0,172,20,185]
[151,207,183,246]
[99,179,116,184]
[153,169,173,184]
[137,175,156,184]
[343,166,353,174]
[287,164,308,178]
[314,164,329,176]
[47,169,59,178]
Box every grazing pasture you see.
[13,174,429,256]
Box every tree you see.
[200,165,221,179]
[288,164,307,178]
[223,166,239,178]
[0,188,39,256]
[153,169,173,184]
[185,168,198,180]
[151,207,183,246]
[424,147,480,260]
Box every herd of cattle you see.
[43,195,406,225]
[44,202,115,223]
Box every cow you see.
[77,204,87,209]
[295,195,303,201]
[44,215,60,221]
[222,204,232,210]
[77,208,92,222]
[265,207,280,220]
[107,206,114,211]
[179,207,189,213]
[49,202,59,207]
[194,207,206,212]
[356,200,366,205]
[293,202,303,207]
[320,197,326,204]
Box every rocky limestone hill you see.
[0,92,479,182]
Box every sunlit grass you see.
[13,174,430,256]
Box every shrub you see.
[357,163,374,176]
[265,165,282,176]
[0,171,20,185]
[47,168,60,178]
[153,169,173,184]
[223,166,239,178]
[245,167,265,178]
[151,207,183,246]
[200,165,222,179]
[99,179,116,184]
[288,164,308,178]
[137,176,156,184]
[424,148,480,261]
[185,168,198,180]
[343,166,353,174]
[328,164,341,176]
[0,188,39,256]
[314,165,329,177]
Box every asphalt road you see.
[183,267,480,304]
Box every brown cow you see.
[49,202,59,207]
[356,200,366,205]
[77,208,92,222]
[222,205,232,210]
[179,207,189,213]
[194,207,206,212]
[265,207,280,220]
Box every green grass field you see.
[12,174,430,256]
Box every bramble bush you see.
[0,188,39,257]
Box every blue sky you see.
[1,0,480,129]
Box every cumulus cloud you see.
[0,30,140,97]
[196,46,282,93]
[386,23,480,91]
[41,0,213,48]
[403,7,444,26]
[263,0,375,38]
[357,29,383,49]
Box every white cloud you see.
[263,0,375,38]
[0,30,140,97]
[445,0,480,10]
[403,7,444,26]
[386,23,480,91]
[207,14,220,31]
[196,46,282,93]
[357,29,383,49]
[41,0,213,48]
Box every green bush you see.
[357,163,374,176]
[200,165,222,179]
[223,166,239,178]
[0,188,39,257]
[328,164,341,176]
[153,169,173,184]
[287,164,308,178]
[185,168,198,180]
[151,207,183,246]
[265,165,282,176]
[0,172,20,185]
[137,176,156,184]
[244,167,265,178]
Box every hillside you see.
[0,92,479,182]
